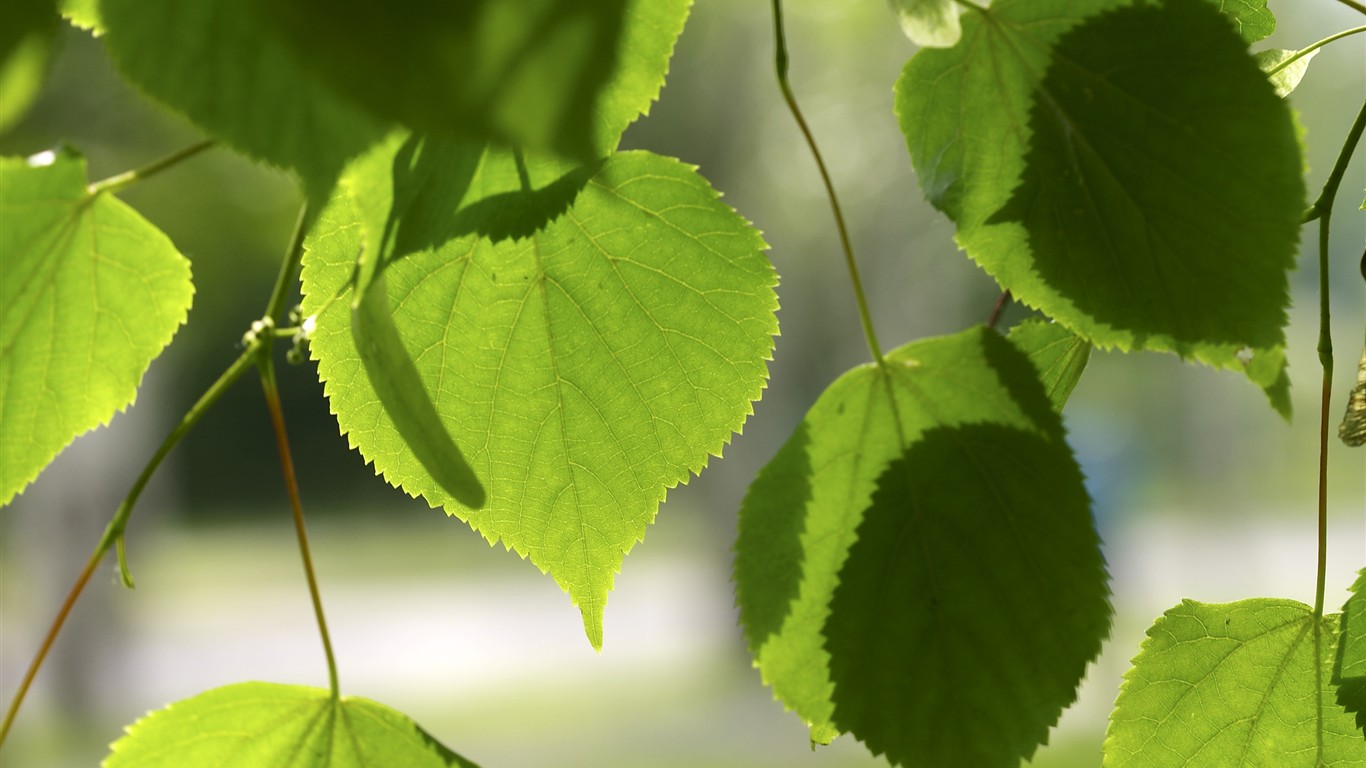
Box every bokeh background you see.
[2,1,1363,766]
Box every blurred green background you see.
[2,1,1363,766]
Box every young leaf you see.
[256,0,690,162]
[0,149,192,506]
[1256,48,1318,98]
[104,681,479,767]
[1006,319,1091,412]
[1104,599,1366,766]
[99,0,388,202]
[301,140,777,649]
[887,0,962,48]
[897,0,1304,416]
[1336,569,1366,732]
[1213,0,1275,43]
[734,326,1110,765]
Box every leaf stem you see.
[0,345,255,753]
[1267,25,1366,77]
[264,203,312,323]
[1330,0,1366,16]
[86,139,217,196]
[770,0,885,367]
[986,290,1012,330]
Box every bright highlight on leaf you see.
[1336,569,1366,732]
[735,326,1110,766]
[1256,48,1319,98]
[0,148,192,506]
[1007,319,1091,412]
[887,0,961,48]
[1214,0,1276,43]
[1105,598,1366,767]
[302,138,777,650]
[104,681,479,767]
[897,0,1304,416]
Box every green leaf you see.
[99,0,388,202]
[897,0,1304,416]
[1007,319,1090,412]
[256,0,689,162]
[0,148,192,506]
[887,0,962,48]
[734,326,1110,765]
[104,682,479,767]
[0,0,54,132]
[57,0,100,35]
[301,138,777,649]
[1336,569,1366,732]
[1256,48,1319,99]
[1214,0,1275,43]
[1105,599,1366,766]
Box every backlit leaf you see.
[104,681,478,767]
[0,148,192,506]
[887,0,961,48]
[1007,319,1090,412]
[1256,48,1318,98]
[1336,568,1366,732]
[1105,599,1366,766]
[897,0,1304,415]
[735,326,1110,765]
[301,137,777,649]
[57,0,99,35]
[1214,0,1275,43]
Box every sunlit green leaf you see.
[897,0,1303,416]
[1007,319,1090,412]
[0,148,192,506]
[1336,569,1366,732]
[104,682,478,767]
[57,0,100,34]
[1256,48,1318,98]
[1214,0,1275,43]
[1104,599,1366,766]
[257,0,689,161]
[302,137,777,649]
[887,0,961,48]
[735,326,1109,765]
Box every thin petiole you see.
[770,0,886,367]
[1266,25,1366,77]
[86,139,217,196]
[1330,0,1366,16]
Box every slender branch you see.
[256,357,340,698]
[771,0,886,366]
[986,291,1012,330]
[1267,25,1366,77]
[1331,0,1366,16]
[264,203,312,324]
[86,140,217,196]
[0,345,255,753]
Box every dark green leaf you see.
[1007,319,1090,412]
[302,138,777,649]
[1336,568,1366,732]
[0,0,55,131]
[897,0,1304,415]
[1105,599,1366,766]
[735,326,1110,765]
[104,682,479,767]
[0,148,192,505]
[256,0,689,161]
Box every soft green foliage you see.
[1104,599,1366,767]
[1007,319,1091,412]
[735,326,1110,765]
[0,148,192,505]
[0,0,54,131]
[897,0,1304,415]
[254,0,689,162]
[302,138,777,649]
[1256,48,1319,98]
[886,0,961,48]
[1215,0,1276,43]
[1337,569,1366,732]
[57,0,100,34]
[104,682,478,767]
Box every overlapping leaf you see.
[104,682,478,767]
[897,0,1304,415]
[1336,569,1366,732]
[301,138,777,649]
[1105,598,1366,766]
[887,0,961,48]
[734,326,1110,766]
[1214,0,1275,43]
[0,148,192,505]
[0,0,55,131]
[1007,319,1091,412]
[1256,49,1319,98]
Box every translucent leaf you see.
[256,0,690,161]
[1341,348,1366,447]
[301,138,777,649]
[1105,599,1366,766]
[1007,319,1090,412]
[104,682,479,767]
[1214,0,1275,43]
[1256,48,1318,98]
[99,0,388,201]
[887,0,961,48]
[897,0,1304,416]
[0,148,192,506]
[734,326,1110,765]
[57,0,100,34]
[1337,569,1366,732]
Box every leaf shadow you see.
[1333,583,1366,734]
